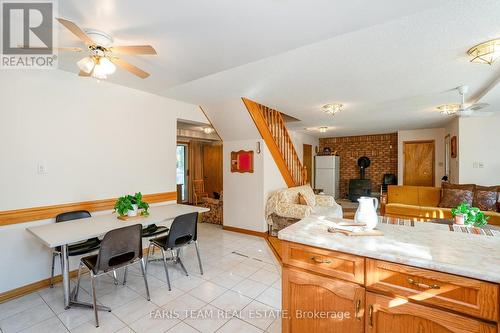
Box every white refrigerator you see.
[314,156,340,199]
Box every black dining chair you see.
[145,212,203,291]
[74,224,150,327]
[50,211,101,287]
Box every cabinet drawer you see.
[282,241,364,284]
[366,259,499,322]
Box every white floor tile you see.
[266,319,281,333]
[162,293,207,320]
[0,302,54,333]
[70,311,126,333]
[148,285,185,306]
[18,316,69,333]
[188,282,227,303]
[0,293,45,321]
[255,287,281,310]
[166,321,200,333]
[231,278,269,299]
[112,296,158,325]
[216,318,263,333]
[183,305,230,333]
[210,290,252,314]
[128,308,180,333]
[239,301,278,331]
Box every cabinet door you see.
[366,292,497,333]
[282,267,364,333]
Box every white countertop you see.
[27,204,209,248]
[278,217,500,283]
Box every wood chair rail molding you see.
[0,191,176,226]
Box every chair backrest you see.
[193,180,205,194]
[164,212,198,248]
[94,224,142,273]
[56,210,91,223]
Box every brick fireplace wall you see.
[319,133,398,198]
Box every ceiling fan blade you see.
[467,103,490,111]
[15,45,83,52]
[109,57,150,79]
[56,18,94,45]
[109,45,157,55]
[78,70,91,77]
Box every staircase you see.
[242,97,307,187]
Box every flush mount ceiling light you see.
[203,127,215,134]
[322,103,343,115]
[319,126,328,133]
[437,103,461,115]
[467,39,500,65]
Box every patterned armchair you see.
[201,192,223,225]
[266,185,342,235]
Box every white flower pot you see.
[127,204,138,217]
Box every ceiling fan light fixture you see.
[97,57,116,75]
[322,103,343,115]
[77,56,95,73]
[467,39,500,65]
[437,103,460,116]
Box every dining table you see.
[26,203,209,311]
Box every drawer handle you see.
[355,299,361,321]
[310,256,331,264]
[368,305,374,328]
[407,278,440,290]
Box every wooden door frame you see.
[302,144,313,185]
[403,140,435,186]
[177,141,190,203]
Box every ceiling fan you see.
[438,85,493,117]
[56,18,157,80]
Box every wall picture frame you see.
[451,135,457,158]
[231,150,254,173]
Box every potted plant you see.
[451,202,489,227]
[114,192,150,217]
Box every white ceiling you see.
[56,0,500,137]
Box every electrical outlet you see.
[37,162,48,175]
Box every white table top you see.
[27,204,209,248]
[279,216,500,283]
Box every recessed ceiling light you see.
[322,103,343,115]
[467,39,500,65]
[437,104,460,116]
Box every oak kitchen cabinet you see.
[281,240,499,333]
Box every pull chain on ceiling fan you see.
[56,18,157,80]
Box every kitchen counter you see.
[278,216,500,283]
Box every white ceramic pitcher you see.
[355,197,379,230]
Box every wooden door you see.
[366,292,496,333]
[203,144,223,198]
[303,144,313,185]
[283,267,365,333]
[404,141,435,186]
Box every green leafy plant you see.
[114,192,150,216]
[131,192,150,216]
[451,202,489,227]
[114,195,133,216]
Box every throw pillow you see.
[298,192,313,206]
[438,183,475,208]
[297,193,308,206]
[473,185,498,211]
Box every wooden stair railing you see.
[242,97,307,187]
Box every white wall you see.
[458,113,500,185]
[288,130,319,185]
[397,128,446,186]
[223,139,265,232]
[0,70,206,292]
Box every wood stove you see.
[348,156,372,202]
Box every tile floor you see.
[0,223,282,333]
